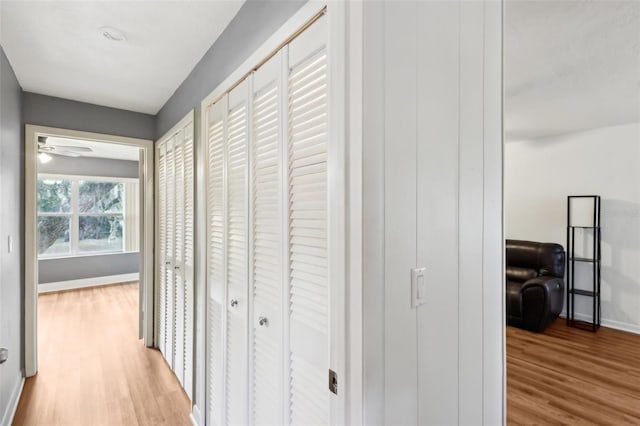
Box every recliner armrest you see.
[521,276,564,332]
[522,276,563,294]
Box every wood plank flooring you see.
[13,283,191,426]
[507,319,640,425]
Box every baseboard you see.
[190,404,202,426]
[38,273,139,293]
[560,311,640,335]
[1,376,24,426]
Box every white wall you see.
[505,122,640,334]
[362,1,503,424]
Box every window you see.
[37,175,139,258]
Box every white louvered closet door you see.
[250,51,284,426]
[164,136,176,369]
[206,98,227,426]
[157,142,168,360]
[226,79,250,426]
[156,118,195,401]
[286,15,330,426]
[183,122,195,401]
[174,135,186,387]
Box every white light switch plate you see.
[411,267,426,308]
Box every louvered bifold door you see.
[250,52,284,426]
[158,141,168,360]
[164,136,176,369]
[183,122,195,401]
[225,79,250,426]
[206,97,227,426]
[174,134,186,387]
[286,15,330,426]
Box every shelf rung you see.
[569,289,597,297]
[569,257,599,263]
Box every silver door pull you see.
[258,317,269,327]
[230,299,238,307]
[174,266,180,270]
[165,261,171,266]
[0,348,8,364]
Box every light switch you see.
[7,236,13,253]
[411,267,427,308]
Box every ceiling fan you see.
[37,136,93,160]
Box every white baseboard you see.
[190,404,202,426]
[1,376,24,426]
[38,273,139,293]
[560,311,640,335]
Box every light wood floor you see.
[507,319,640,425]
[13,283,191,426]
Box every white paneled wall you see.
[204,13,342,426]
[362,1,503,424]
[156,113,195,401]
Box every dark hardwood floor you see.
[507,319,640,425]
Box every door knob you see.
[258,316,269,327]
[0,348,8,365]
[165,261,171,266]
[174,266,180,270]
[230,299,238,307]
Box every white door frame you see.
[24,124,155,377]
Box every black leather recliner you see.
[506,240,565,332]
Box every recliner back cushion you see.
[506,266,538,282]
[506,239,565,278]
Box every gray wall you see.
[38,156,140,284]
[23,92,155,141]
[39,156,139,179]
[0,46,24,423]
[155,0,306,138]
[39,253,139,284]
[23,89,151,287]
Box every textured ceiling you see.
[0,1,244,114]
[505,0,640,140]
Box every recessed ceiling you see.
[46,137,141,162]
[505,0,640,141]
[0,1,245,114]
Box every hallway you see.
[13,283,191,426]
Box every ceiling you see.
[0,1,244,114]
[45,137,141,162]
[505,0,640,141]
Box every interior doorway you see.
[24,125,154,377]
[503,0,640,423]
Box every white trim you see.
[38,173,139,184]
[38,273,140,294]
[38,250,139,261]
[0,377,24,426]
[559,313,640,335]
[25,124,154,377]
[200,0,326,112]
[346,2,364,424]
[190,404,203,426]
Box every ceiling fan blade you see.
[50,151,81,158]
[52,145,93,152]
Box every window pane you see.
[78,215,123,253]
[37,179,71,213]
[79,181,124,213]
[38,216,70,256]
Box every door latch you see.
[329,369,337,395]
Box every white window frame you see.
[37,173,139,258]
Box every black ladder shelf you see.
[566,195,601,332]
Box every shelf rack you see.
[566,195,601,332]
